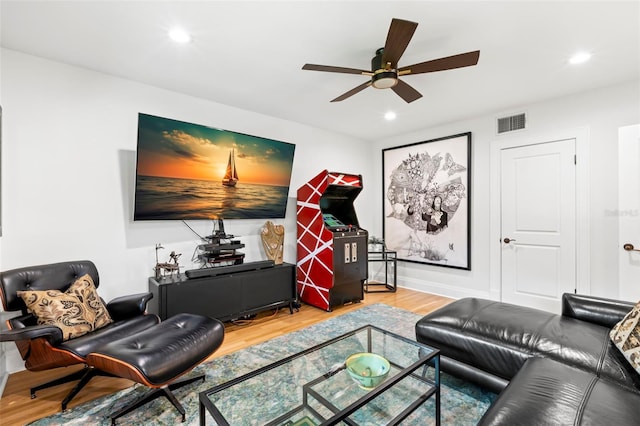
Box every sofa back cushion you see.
[563,293,635,328]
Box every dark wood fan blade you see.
[331,81,372,102]
[399,50,480,75]
[302,64,369,75]
[382,18,418,68]
[392,79,423,103]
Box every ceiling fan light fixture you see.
[372,71,398,89]
[301,18,479,103]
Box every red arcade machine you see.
[296,170,368,311]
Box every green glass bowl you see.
[345,352,390,390]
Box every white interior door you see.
[500,138,576,313]
[619,124,640,301]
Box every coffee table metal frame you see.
[199,324,440,426]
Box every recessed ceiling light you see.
[569,51,591,65]
[169,28,191,43]
[384,111,397,121]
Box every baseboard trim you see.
[398,278,500,301]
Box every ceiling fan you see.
[302,18,480,103]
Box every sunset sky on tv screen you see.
[136,113,295,187]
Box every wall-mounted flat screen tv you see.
[134,113,296,220]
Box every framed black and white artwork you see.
[382,132,471,270]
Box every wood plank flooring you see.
[0,288,452,425]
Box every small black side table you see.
[364,250,397,293]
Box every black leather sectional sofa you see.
[416,293,640,425]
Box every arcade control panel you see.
[322,213,367,265]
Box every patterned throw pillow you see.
[610,301,640,375]
[18,274,113,341]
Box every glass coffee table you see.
[199,325,440,425]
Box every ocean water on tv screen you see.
[134,175,289,220]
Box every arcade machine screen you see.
[322,213,346,229]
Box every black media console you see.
[147,262,297,322]
[184,259,275,279]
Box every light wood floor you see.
[0,288,452,425]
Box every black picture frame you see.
[382,132,471,270]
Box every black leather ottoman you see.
[479,357,640,426]
[87,313,225,424]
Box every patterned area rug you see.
[30,303,495,425]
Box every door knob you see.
[503,238,516,244]
[623,243,640,252]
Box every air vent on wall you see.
[497,113,526,134]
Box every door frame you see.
[618,124,640,300]
[489,126,591,300]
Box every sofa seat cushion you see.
[415,298,640,390]
[478,357,640,425]
[58,313,159,358]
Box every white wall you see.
[372,79,640,301]
[0,48,375,372]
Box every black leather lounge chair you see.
[0,260,160,411]
[1,260,226,423]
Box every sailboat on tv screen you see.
[222,148,239,187]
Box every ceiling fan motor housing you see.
[371,48,398,89]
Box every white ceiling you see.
[1,1,638,141]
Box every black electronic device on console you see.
[195,219,245,267]
[198,242,245,252]
[185,260,275,279]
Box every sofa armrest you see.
[0,324,63,344]
[106,292,153,321]
[562,293,635,328]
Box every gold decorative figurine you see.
[261,220,284,265]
